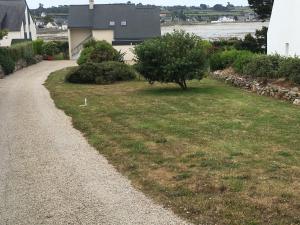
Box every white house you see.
[45,22,58,29]
[268,0,300,56]
[0,0,37,47]
[68,1,161,62]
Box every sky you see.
[26,0,249,9]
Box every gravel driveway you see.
[0,61,190,225]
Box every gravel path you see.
[0,61,190,225]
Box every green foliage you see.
[240,54,282,79]
[233,51,256,74]
[0,48,15,75]
[248,0,274,20]
[0,29,8,40]
[66,62,136,84]
[32,39,44,55]
[53,41,69,58]
[278,57,300,85]
[134,30,209,89]
[77,47,94,65]
[255,26,268,53]
[95,61,136,84]
[210,50,251,71]
[77,40,124,65]
[42,41,60,56]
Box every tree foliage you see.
[0,29,8,40]
[77,40,124,65]
[134,30,210,90]
[248,0,274,20]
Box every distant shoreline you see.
[161,21,268,27]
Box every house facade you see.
[268,0,300,56]
[68,1,161,62]
[0,0,37,47]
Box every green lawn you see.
[46,68,300,225]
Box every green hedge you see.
[0,42,37,75]
[66,61,136,85]
[210,50,300,85]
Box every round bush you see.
[77,40,124,65]
[42,41,60,56]
[66,62,136,84]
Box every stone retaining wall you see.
[211,68,300,106]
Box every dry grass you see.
[46,67,300,225]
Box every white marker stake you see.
[80,98,87,107]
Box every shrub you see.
[54,41,69,58]
[66,63,101,84]
[96,61,136,84]
[77,47,94,65]
[66,62,136,84]
[278,57,300,85]
[134,30,209,89]
[77,40,124,65]
[32,39,44,55]
[0,48,15,75]
[9,42,34,63]
[210,50,250,71]
[242,54,281,79]
[233,51,256,74]
[42,41,60,56]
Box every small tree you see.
[134,30,210,90]
[248,0,274,20]
[0,29,8,40]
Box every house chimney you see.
[89,0,94,9]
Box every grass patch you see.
[46,67,300,225]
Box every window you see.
[121,21,127,26]
[109,21,115,26]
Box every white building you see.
[268,0,300,56]
[0,0,37,47]
[45,22,58,29]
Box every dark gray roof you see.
[68,4,161,40]
[0,0,26,31]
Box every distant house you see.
[45,22,58,29]
[0,0,37,47]
[68,1,161,61]
[268,0,300,56]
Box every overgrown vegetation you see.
[134,30,210,90]
[210,49,300,85]
[0,42,37,75]
[46,68,300,225]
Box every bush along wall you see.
[211,68,300,106]
[209,50,300,105]
[0,41,43,76]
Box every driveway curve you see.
[0,61,190,225]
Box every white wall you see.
[92,30,114,44]
[114,45,135,64]
[0,31,23,47]
[0,7,36,47]
[268,0,300,56]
